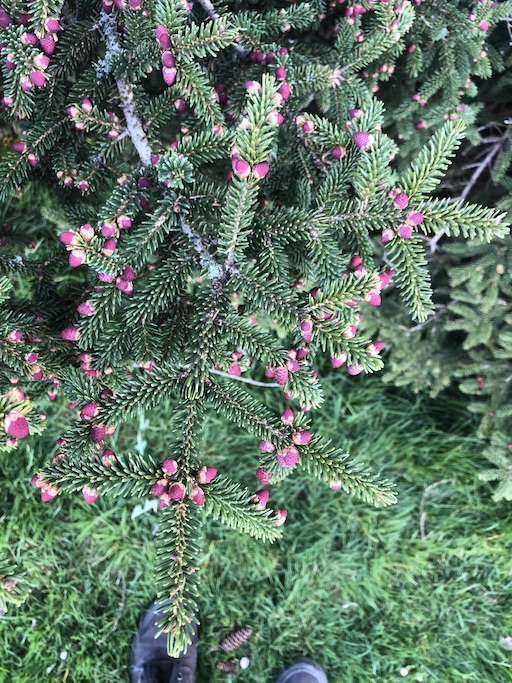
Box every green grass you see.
[1,374,511,682]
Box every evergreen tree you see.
[364,5,512,501]
[0,0,509,653]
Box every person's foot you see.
[129,601,198,683]
[275,657,329,683]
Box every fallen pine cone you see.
[217,661,239,674]
[220,626,253,652]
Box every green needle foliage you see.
[0,0,510,653]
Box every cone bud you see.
[161,51,176,67]
[82,486,99,504]
[196,466,217,484]
[300,319,313,343]
[113,215,131,232]
[31,473,46,488]
[286,359,300,373]
[381,228,395,243]
[364,291,381,306]
[4,411,29,438]
[277,446,299,467]
[406,211,424,225]
[253,162,269,179]
[232,159,251,177]
[161,458,178,475]
[296,347,309,360]
[34,54,50,70]
[155,24,171,49]
[101,222,116,238]
[397,224,413,239]
[77,301,95,316]
[343,325,357,339]
[367,340,384,356]
[60,326,80,341]
[102,238,117,256]
[191,485,205,506]
[90,424,106,443]
[162,66,176,86]
[274,367,288,386]
[158,493,170,508]
[59,231,79,246]
[253,489,269,509]
[80,402,99,421]
[331,145,345,159]
[277,83,291,100]
[245,80,262,95]
[79,223,94,241]
[168,481,186,500]
[69,249,87,268]
[151,480,168,497]
[44,17,60,32]
[101,448,117,468]
[228,362,241,376]
[41,485,59,502]
[393,192,409,209]
[378,269,394,288]
[40,33,55,55]
[281,408,295,426]
[292,430,311,445]
[272,509,287,526]
[29,70,45,87]
[352,131,372,150]
[258,440,275,454]
[256,467,272,485]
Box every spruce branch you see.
[97,12,153,166]
[299,437,397,507]
[206,377,287,443]
[232,268,302,327]
[209,368,279,388]
[385,236,435,323]
[101,365,184,423]
[39,452,161,498]
[180,218,233,281]
[154,502,201,657]
[203,476,282,541]
[428,136,507,254]
[0,556,31,615]
[401,120,467,200]
[173,398,204,472]
[421,198,509,243]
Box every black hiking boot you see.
[275,657,329,683]
[129,601,198,683]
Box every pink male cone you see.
[253,489,269,509]
[168,482,186,500]
[161,458,178,475]
[82,486,99,504]
[4,411,29,438]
